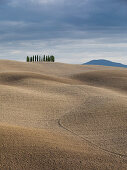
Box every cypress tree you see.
[39,56,41,62]
[53,56,55,62]
[26,56,29,62]
[35,55,36,62]
[33,55,34,62]
[50,55,55,62]
[30,57,32,62]
[43,55,45,62]
[48,55,50,62]
[46,56,48,61]
[50,56,52,62]
[37,55,38,62]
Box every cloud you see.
[1,38,127,64]
[8,0,62,7]
[0,0,127,63]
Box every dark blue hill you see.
[83,59,127,68]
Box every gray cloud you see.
[0,0,127,63]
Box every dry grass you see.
[0,60,127,169]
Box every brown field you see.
[0,60,127,170]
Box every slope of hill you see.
[0,60,127,169]
[84,59,127,68]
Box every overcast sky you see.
[0,0,127,64]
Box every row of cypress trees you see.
[26,55,55,62]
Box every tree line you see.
[26,55,55,62]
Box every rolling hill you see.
[0,60,127,170]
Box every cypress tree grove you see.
[27,54,55,62]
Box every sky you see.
[0,0,127,64]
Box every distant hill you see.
[83,59,127,68]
